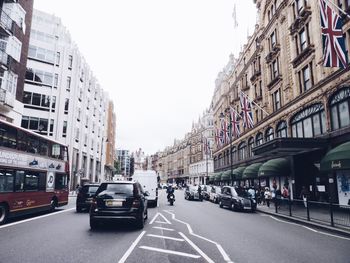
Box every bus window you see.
[0,124,17,149]
[15,171,25,192]
[28,135,39,154]
[62,146,68,161]
[39,139,48,156]
[25,172,39,191]
[38,172,46,191]
[0,170,14,192]
[55,173,68,190]
[51,143,61,159]
[17,130,28,152]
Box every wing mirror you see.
[144,191,150,197]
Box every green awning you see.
[232,167,245,180]
[221,170,232,181]
[320,141,350,172]
[208,175,216,182]
[242,163,263,179]
[214,173,222,182]
[258,158,290,177]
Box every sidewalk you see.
[257,203,350,237]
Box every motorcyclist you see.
[166,184,175,200]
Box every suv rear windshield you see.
[81,185,99,194]
[96,183,134,196]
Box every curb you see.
[257,208,350,238]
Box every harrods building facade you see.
[212,0,350,205]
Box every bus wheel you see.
[0,204,8,225]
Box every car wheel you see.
[219,201,223,208]
[145,209,148,220]
[0,204,9,225]
[136,214,145,229]
[76,206,83,213]
[90,218,98,230]
[231,203,236,211]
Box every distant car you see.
[209,186,222,203]
[76,184,100,212]
[89,181,149,229]
[184,185,203,201]
[219,186,256,212]
[201,185,211,200]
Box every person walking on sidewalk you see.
[300,186,310,208]
[264,187,272,207]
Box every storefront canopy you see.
[232,167,246,180]
[258,158,290,177]
[221,170,232,181]
[208,175,216,182]
[242,163,263,179]
[320,141,350,172]
[214,173,222,182]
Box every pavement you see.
[257,203,350,238]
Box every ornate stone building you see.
[212,0,350,205]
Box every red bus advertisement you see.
[0,120,69,225]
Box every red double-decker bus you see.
[0,119,69,225]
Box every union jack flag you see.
[220,115,230,144]
[228,106,241,139]
[319,0,348,68]
[240,92,254,129]
[214,127,221,148]
[202,136,211,155]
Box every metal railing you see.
[272,197,350,230]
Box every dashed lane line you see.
[139,246,201,259]
[147,234,184,242]
[164,210,234,263]
[152,226,174,231]
[118,231,146,263]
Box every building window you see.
[276,121,288,138]
[299,27,308,52]
[75,128,79,142]
[248,137,254,157]
[270,31,276,50]
[56,52,60,65]
[64,98,69,114]
[62,121,67,138]
[330,86,350,130]
[256,132,263,146]
[21,116,49,135]
[271,59,279,80]
[272,89,281,111]
[295,0,305,15]
[66,76,71,91]
[299,63,312,92]
[54,73,58,88]
[68,55,73,69]
[238,142,246,161]
[25,68,53,87]
[265,127,274,142]
[291,103,326,138]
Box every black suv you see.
[89,181,148,229]
[76,184,100,212]
[219,186,257,212]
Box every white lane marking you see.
[118,231,146,263]
[179,232,214,263]
[139,246,200,259]
[152,226,174,231]
[147,234,184,241]
[0,208,75,229]
[149,212,172,225]
[164,210,233,263]
[155,220,169,224]
[267,215,350,241]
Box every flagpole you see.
[241,91,269,116]
[324,0,350,19]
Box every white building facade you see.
[21,10,111,189]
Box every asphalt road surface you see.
[0,189,349,263]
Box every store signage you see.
[331,161,342,169]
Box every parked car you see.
[219,186,257,212]
[209,186,222,203]
[201,185,211,200]
[89,181,149,229]
[76,184,100,212]
[184,185,203,201]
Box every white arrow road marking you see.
[164,210,234,263]
[149,212,172,225]
[147,234,184,241]
[118,231,146,263]
[152,226,174,231]
[179,232,214,263]
[139,246,200,258]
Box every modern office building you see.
[20,10,114,189]
[116,149,131,177]
[0,0,33,124]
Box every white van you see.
[132,170,158,207]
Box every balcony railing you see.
[0,49,8,67]
[0,9,14,34]
[0,88,15,108]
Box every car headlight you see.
[252,200,256,203]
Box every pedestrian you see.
[75,184,80,195]
[264,187,272,207]
[300,186,309,208]
[282,186,289,198]
[260,188,265,205]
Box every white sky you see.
[33,0,257,155]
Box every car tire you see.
[90,218,98,230]
[136,214,145,229]
[0,204,9,225]
[145,209,148,220]
[219,201,223,208]
[76,206,83,213]
[231,203,236,211]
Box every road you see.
[0,189,349,263]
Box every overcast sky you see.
[33,0,257,155]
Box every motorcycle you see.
[168,193,175,206]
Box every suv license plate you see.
[106,200,123,207]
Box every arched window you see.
[231,146,237,163]
[238,142,246,161]
[276,121,287,138]
[265,127,274,142]
[256,132,263,146]
[330,87,350,130]
[291,103,326,138]
[248,137,254,157]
